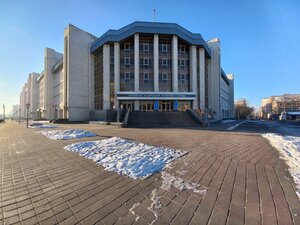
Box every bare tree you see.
[235,99,254,119]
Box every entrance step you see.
[127,111,201,128]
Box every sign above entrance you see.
[117,92,196,100]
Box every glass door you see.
[121,102,134,111]
[159,101,173,112]
[140,102,154,112]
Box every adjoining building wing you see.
[19,21,235,122]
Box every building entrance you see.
[120,101,134,111]
[159,101,173,112]
[140,101,154,112]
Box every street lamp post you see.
[19,108,21,124]
[26,103,30,128]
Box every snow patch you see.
[176,170,188,176]
[262,133,300,198]
[64,137,187,179]
[41,129,96,140]
[161,172,207,195]
[148,188,162,224]
[129,203,140,222]
[29,122,57,128]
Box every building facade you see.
[261,94,300,118]
[19,83,28,118]
[19,22,234,122]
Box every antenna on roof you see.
[153,9,156,22]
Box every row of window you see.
[123,57,188,66]
[120,73,189,81]
[123,43,187,52]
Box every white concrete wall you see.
[37,73,45,118]
[103,44,110,110]
[220,77,230,119]
[53,67,64,118]
[27,73,39,119]
[64,24,97,121]
[199,48,205,110]
[20,83,28,118]
[206,38,221,120]
[172,35,178,92]
[227,74,234,118]
[44,48,63,120]
[19,84,27,118]
[114,43,120,109]
[190,45,198,109]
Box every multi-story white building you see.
[19,83,28,118]
[27,73,39,118]
[19,73,39,119]
[19,21,234,122]
[36,71,45,118]
[11,104,20,118]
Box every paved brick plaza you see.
[0,122,299,225]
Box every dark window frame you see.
[124,43,130,51]
[143,43,149,52]
[162,58,168,66]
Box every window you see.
[144,58,149,65]
[180,45,185,53]
[162,73,167,80]
[162,58,168,66]
[125,72,130,80]
[125,57,130,65]
[180,74,185,80]
[143,73,149,80]
[180,59,185,67]
[162,44,167,52]
[124,43,130,51]
[143,44,149,51]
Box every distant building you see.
[12,104,20,117]
[19,73,39,119]
[19,22,235,122]
[19,83,28,118]
[261,94,300,119]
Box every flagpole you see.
[3,104,5,123]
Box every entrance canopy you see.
[116,91,196,100]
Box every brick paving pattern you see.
[0,122,299,225]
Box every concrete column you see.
[199,48,205,110]
[114,42,120,109]
[154,34,159,92]
[227,73,234,118]
[88,43,95,112]
[134,33,139,92]
[134,100,139,111]
[172,35,178,92]
[190,46,198,109]
[207,39,221,120]
[44,48,56,120]
[103,44,110,110]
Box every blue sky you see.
[0,0,299,114]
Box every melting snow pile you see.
[29,122,57,128]
[161,172,207,195]
[64,137,186,179]
[262,133,300,198]
[41,129,97,140]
